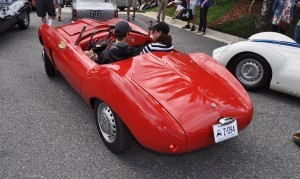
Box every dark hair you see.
[115,32,127,41]
[156,33,172,46]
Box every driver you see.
[85,21,141,64]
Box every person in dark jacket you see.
[85,21,141,64]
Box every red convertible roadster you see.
[38,18,253,154]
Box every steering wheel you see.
[87,31,116,53]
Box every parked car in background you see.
[116,0,141,11]
[0,0,31,33]
[71,0,118,21]
[38,18,253,154]
[213,32,300,97]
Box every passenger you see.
[141,22,173,54]
[85,21,141,64]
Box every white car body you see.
[213,32,300,97]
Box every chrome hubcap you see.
[236,59,264,85]
[97,103,116,143]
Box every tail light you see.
[73,9,77,17]
[114,10,118,17]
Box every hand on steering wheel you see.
[88,30,115,52]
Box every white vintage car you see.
[213,32,300,97]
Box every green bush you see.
[211,14,257,38]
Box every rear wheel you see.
[42,49,55,76]
[228,53,271,91]
[94,100,133,154]
[18,11,30,30]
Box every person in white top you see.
[182,0,198,31]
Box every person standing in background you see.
[156,0,168,22]
[294,2,300,43]
[197,0,211,35]
[32,0,56,26]
[182,0,198,31]
[271,0,297,34]
[127,0,137,21]
[56,0,63,21]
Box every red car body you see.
[38,18,253,154]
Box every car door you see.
[274,46,300,96]
[41,26,96,94]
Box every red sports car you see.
[38,18,253,154]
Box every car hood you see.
[75,2,116,10]
[122,52,252,134]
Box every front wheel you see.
[42,49,55,76]
[228,53,271,91]
[18,11,30,30]
[94,100,133,154]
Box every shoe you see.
[132,15,135,21]
[182,24,190,29]
[58,16,61,21]
[190,26,195,31]
[127,17,130,22]
[293,131,300,144]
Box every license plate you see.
[213,118,238,143]
[90,10,101,18]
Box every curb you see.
[139,11,245,44]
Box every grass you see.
[144,0,240,24]
[211,14,257,38]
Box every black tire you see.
[228,53,271,91]
[94,100,133,154]
[119,7,125,11]
[18,11,30,30]
[43,49,55,76]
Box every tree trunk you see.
[255,0,274,33]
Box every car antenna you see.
[75,25,87,45]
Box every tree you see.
[255,0,274,32]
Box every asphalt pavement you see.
[0,8,300,178]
